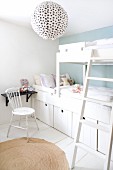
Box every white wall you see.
[0,20,59,124]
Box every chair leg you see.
[34,113,39,130]
[26,115,29,142]
[19,116,21,126]
[7,114,13,138]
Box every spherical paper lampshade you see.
[31,1,68,40]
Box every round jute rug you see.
[0,137,69,170]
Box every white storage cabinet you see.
[54,106,72,136]
[72,112,97,150]
[35,99,54,127]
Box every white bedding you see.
[59,85,113,102]
[33,85,55,93]
[34,84,113,102]
[84,44,113,50]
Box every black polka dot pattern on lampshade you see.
[31,1,68,40]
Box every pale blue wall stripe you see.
[59,26,113,44]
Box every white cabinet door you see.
[34,99,54,127]
[98,121,113,161]
[72,113,97,150]
[54,106,72,136]
[83,117,97,150]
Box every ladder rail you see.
[104,106,113,170]
[71,51,113,170]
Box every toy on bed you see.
[72,84,82,93]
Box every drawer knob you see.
[45,104,47,106]
[61,110,63,113]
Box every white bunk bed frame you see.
[56,47,113,96]
[56,45,113,170]
[56,49,91,96]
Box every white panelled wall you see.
[0,20,59,124]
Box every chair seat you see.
[13,107,35,116]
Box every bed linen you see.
[60,85,113,102]
[34,84,113,102]
[33,85,55,93]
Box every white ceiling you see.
[0,0,113,36]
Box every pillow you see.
[61,78,70,86]
[51,73,71,86]
[34,75,41,85]
[68,79,75,85]
[40,74,56,88]
[60,73,71,86]
[85,41,97,47]
[51,74,56,86]
[96,38,113,45]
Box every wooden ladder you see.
[71,56,113,170]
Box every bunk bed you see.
[33,38,113,161]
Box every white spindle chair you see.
[5,87,39,141]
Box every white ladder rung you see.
[87,76,113,82]
[80,119,110,132]
[83,97,113,107]
[75,142,106,159]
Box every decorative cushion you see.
[40,74,56,88]
[34,75,41,85]
[52,73,72,86]
[34,73,73,87]
[60,73,70,86]
[51,74,56,86]
[85,41,97,47]
[61,78,70,86]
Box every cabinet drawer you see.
[72,113,97,150]
[85,102,111,124]
[54,106,72,136]
[83,117,97,150]
[34,99,54,127]
[36,91,54,105]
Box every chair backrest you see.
[5,87,22,110]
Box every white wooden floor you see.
[0,117,113,170]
